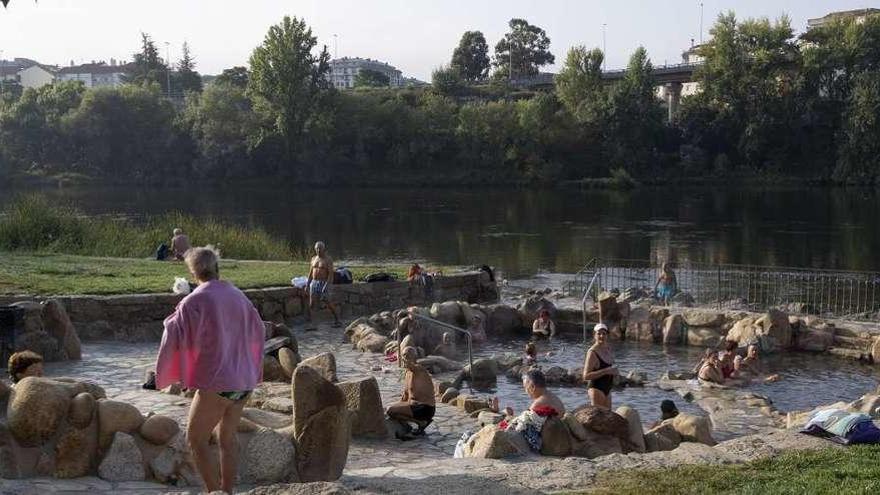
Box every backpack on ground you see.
[364,272,396,283]
[334,267,354,284]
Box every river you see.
[3,185,879,277]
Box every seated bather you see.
[531,309,556,339]
[692,348,715,375]
[7,350,44,384]
[497,369,566,452]
[719,340,739,379]
[524,341,538,366]
[649,399,680,429]
[433,332,457,360]
[735,344,780,383]
[386,347,436,440]
[468,314,487,343]
[698,351,724,384]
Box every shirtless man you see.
[698,351,724,384]
[306,241,341,329]
[502,369,566,417]
[386,346,436,440]
[170,228,191,261]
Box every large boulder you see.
[299,352,338,383]
[643,422,681,452]
[337,377,387,438]
[465,358,498,383]
[7,377,72,446]
[597,293,620,321]
[662,315,684,345]
[139,414,180,445]
[68,392,96,429]
[356,333,389,354]
[278,347,301,380]
[54,419,99,478]
[797,323,835,353]
[462,425,529,459]
[726,316,759,346]
[418,355,463,373]
[97,399,145,449]
[682,309,725,328]
[539,417,573,457]
[41,299,82,360]
[243,428,297,484]
[570,429,623,458]
[873,336,880,364]
[625,306,660,342]
[755,310,793,351]
[687,327,723,348]
[291,365,350,482]
[486,304,523,335]
[517,296,556,326]
[98,432,145,482]
[430,301,464,326]
[615,406,646,453]
[670,413,716,446]
[573,406,629,440]
[264,355,288,382]
[562,412,589,441]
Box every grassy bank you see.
[0,253,411,296]
[579,445,880,495]
[0,195,295,260]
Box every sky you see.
[0,1,872,79]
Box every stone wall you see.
[6,272,496,342]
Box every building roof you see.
[57,62,135,75]
[808,8,880,25]
[0,66,21,77]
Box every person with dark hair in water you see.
[650,399,680,428]
[532,309,556,338]
[582,323,617,409]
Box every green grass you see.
[0,195,297,260]
[578,446,880,495]
[0,253,412,296]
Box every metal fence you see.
[565,258,880,321]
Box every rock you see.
[291,365,350,482]
[623,370,647,387]
[265,336,293,355]
[430,301,464,326]
[42,299,82,360]
[337,377,387,438]
[462,425,529,458]
[243,429,297,483]
[493,352,522,371]
[97,399,145,449]
[597,292,619,321]
[242,408,292,430]
[241,482,352,495]
[755,309,793,351]
[615,406,646,453]
[278,347,301,380]
[98,432,145,482]
[573,406,629,440]
[463,358,498,384]
[54,418,99,478]
[7,377,71,447]
[562,412,589,441]
[872,336,880,363]
[139,415,180,445]
[516,296,556,326]
[797,326,835,352]
[682,309,725,328]
[543,366,568,384]
[687,327,722,348]
[264,355,288,382]
[440,388,460,404]
[670,413,716,446]
[68,392,96,429]
[486,304,523,335]
[625,306,659,342]
[662,315,684,345]
[149,445,181,484]
[356,333,389,353]
[434,381,453,396]
[417,355,463,372]
[644,422,682,452]
[477,411,504,426]
[299,352,338,383]
[540,417,573,457]
[726,316,759,346]
[460,396,490,414]
[570,429,623,458]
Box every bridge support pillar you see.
[665,82,683,123]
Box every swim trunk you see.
[217,390,251,402]
[309,280,330,300]
[657,284,674,299]
[410,403,436,422]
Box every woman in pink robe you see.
[156,246,264,494]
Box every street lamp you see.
[602,23,607,71]
[164,41,171,97]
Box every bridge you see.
[510,62,703,122]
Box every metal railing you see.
[581,271,602,346]
[563,258,598,297]
[400,314,474,374]
[589,258,880,321]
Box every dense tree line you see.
[1,13,879,185]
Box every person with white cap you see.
[581,323,617,409]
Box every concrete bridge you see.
[510,62,702,122]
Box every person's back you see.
[171,233,191,260]
[531,389,565,414]
[406,364,436,406]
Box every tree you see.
[353,69,390,88]
[247,16,331,162]
[493,19,555,78]
[555,46,605,123]
[451,31,490,81]
[431,65,464,96]
[127,32,170,93]
[177,41,203,93]
[215,66,250,88]
[835,71,880,182]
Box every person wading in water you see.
[582,323,617,409]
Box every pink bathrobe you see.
[156,280,264,392]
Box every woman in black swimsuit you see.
[581,323,617,409]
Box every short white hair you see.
[173,228,183,236]
[185,246,219,281]
[314,241,326,251]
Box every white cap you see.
[594,323,609,333]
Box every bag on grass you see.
[364,272,396,283]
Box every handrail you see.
[398,314,474,376]
[582,271,601,346]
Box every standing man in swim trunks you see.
[386,346,436,440]
[306,241,341,329]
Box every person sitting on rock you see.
[386,346,436,440]
[170,228,191,261]
[155,246,265,494]
[650,399,680,428]
[433,332,457,360]
[7,350,44,383]
[497,370,566,452]
[531,309,556,339]
[698,351,724,384]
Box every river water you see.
[4,185,880,277]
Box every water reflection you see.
[3,185,880,277]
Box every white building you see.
[56,61,133,88]
[808,8,880,29]
[17,65,56,88]
[328,57,403,89]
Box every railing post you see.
[716,266,721,309]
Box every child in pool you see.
[524,342,538,366]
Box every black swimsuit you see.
[588,353,614,396]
